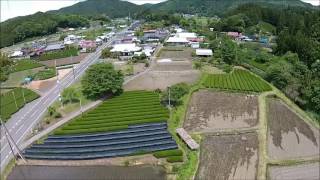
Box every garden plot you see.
[267,98,320,160]
[268,162,320,180]
[39,53,88,67]
[184,90,258,133]
[196,133,259,180]
[158,47,193,61]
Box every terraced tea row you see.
[203,69,271,92]
[23,123,178,160]
[54,91,169,135]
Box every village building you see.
[196,49,213,57]
[110,43,141,57]
[44,43,65,52]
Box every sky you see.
[1,0,319,22]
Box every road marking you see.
[15,125,24,134]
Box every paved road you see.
[0,25,134,173]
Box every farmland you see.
[12,60,44,72]
[0,88,39,120]
[36,47,78,61]
[157,47,193,61]
[267,98,320,160]
[196,133,259,180]
[184,90,258,133]
[203,69,272,92]
[268,163,320,180]
[54,91,169,135]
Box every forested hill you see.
[152,0,314,16]
[51,0,143,18]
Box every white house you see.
[111,43,141,56]
[166,37,189,46]
[10,50,23,58]
[176,32,197,39]
[196,49,213,56]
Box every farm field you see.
[35,47,78,61]
[124,60,200,91]
[1,67,44,87]
[196,133,259,180]
[184,90,258,133]
[12,60,44,72]
[267,98,320,160]
[0,88,39,121]
[54,91,169,135]
[39,53,89,67]
[153,61,193,71]
[268,163,320,180]
[203,69,272,92]
[158,47,193,61]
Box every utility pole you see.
[0,118,27,163]
[12,91,18,109]
[21,88,26,104]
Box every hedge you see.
[54,125,128,135]
[167,156,184,163]
[153,149,183,158]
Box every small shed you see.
[176,128,199,150]
[196,49,213,56]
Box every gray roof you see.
[44,44,65,51]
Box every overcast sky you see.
[1,0,319,22]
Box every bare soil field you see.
[268,162,320,180]
[267,98,320,160]
[39,53,89,67]
[184,90,258,133]
[196,133,259,180]
[124,70,200,91]
[153,61,193,71]
[158,47,193,61]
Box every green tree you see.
[81,63,124,99]
[161,83,190,106]
[101,48,112,59]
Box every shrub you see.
[153,149,183,158]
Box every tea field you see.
[54,91,169,135]
[203,69,271,92]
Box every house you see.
[166,37,189,46]
[227,32,242,39]
[190,42,200,49]
[64,35,82,45]
[176,32,197,40]
[44,43,65,52]
[196,49,213,57]
[10,50,24,58]
[79,40,96,52]
[95,38,103,46]
[110,43,142,56]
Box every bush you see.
[153,149,183,158]
[166,156,184,163]
[101,48,112,59]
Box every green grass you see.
[153,149,183,158]
[33,68,56,80]
[203,69,272,92]
[53,91,169,135]
[1,68,42,87]
[81,28,109,40]
[0,88,39,120]
[12,59,43,72]
[36,47,78,61]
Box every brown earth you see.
[124,70,200,91]
[268,162,320,180]
[184,90,258,133]
[267,98,320,160]
[39,53,89,67]
[196,133,259,180]
[153,61,193,71]
[158,47,193,61]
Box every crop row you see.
[53,91,169,135]
[203,69,271,92]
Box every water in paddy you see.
[8,165,166,180]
